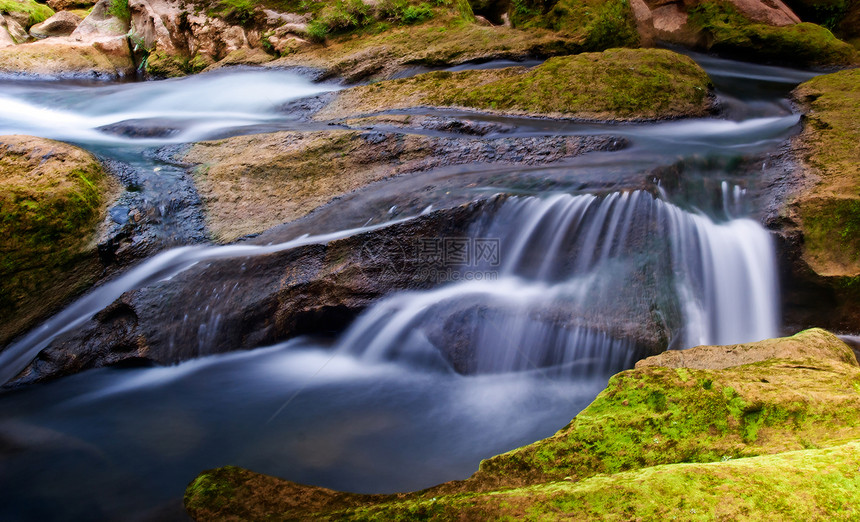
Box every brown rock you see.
[45,0,96,10]
[1,13,29,44]
[29,11,82,39]
[635,328,858,370]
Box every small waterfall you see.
[340,190,780,375]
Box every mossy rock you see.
[0,135,117,348]
[184,329,860,519]
[689,1,857,67]
[0,0,54,28]
[316,48,713,121]
[267,8,640,83]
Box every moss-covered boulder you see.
[182,129,620,242]
[316,48,713,121]
[184,328,860,519]
[687,1,856,66]
[773,69,860,332]
[0,135,117,348]
[267,15,625,83]
[0,0,54,29]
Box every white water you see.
[339,191,779,374]
[0,69,341,146]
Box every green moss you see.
[474,329,860,483]
[145,50,211,78]
[689,1,856,66]
[106,0,130,22]
[184,470,236,512]
[510,0,638,50]
[0,0,55,27]
[319,48,711,121]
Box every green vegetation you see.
[689,1,856,66]
[0,136,115,346]
[106,0,130,21]
[509,0,639,51]
[213,0,256,24]
[184,329,860,519]
[317,48,712,121]
[146,50,212,77]
[0,0,54,27]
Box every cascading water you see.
[0,53,807,520]
[339,190,779,375]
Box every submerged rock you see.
[0,135,118,349]
[316,48,714,122]
[183,328,860,519]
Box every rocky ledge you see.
[767,68,860,334]
[184,328,860,519]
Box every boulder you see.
[0,135,118,350]
[0,17,17,47]
[1,13,30,44]
[184,329,860,519]
[0,0,54,29]
[632,0,855,66]
[46,0,97,11]
[29,11,82,38]
[766,69,860,333]
[0,34,134,78]
[70,0,129,39]
[316,48,714,122]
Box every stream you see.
[0,56,818,520]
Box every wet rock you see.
[181,129,623,242]
[764,69,860,334]
[29,11,82,39]
[8,201,491,387]
[0,135,119,349]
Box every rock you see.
[262,9,308,26]
[724,0,801,26]
[7,201,490,387]
[183,329,860,519]
[636,328,858,369]
[46,0,96,11]
[639,0,856,66]
[0,135,118,350]
[181,130,621,242]
[0,17,18,47]
[0,0,54,29]
[0,34,134,78]
[1,14,30,44]
[316,48,713,122]
[71,0,129,39]
[766,69,860,333]
[29,11,82,38]
[128,0,261,77]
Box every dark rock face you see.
[8,201,492,387]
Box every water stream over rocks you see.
[0,56,817,519]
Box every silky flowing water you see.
[0,57,817,520]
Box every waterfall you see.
[340,190,779,375]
